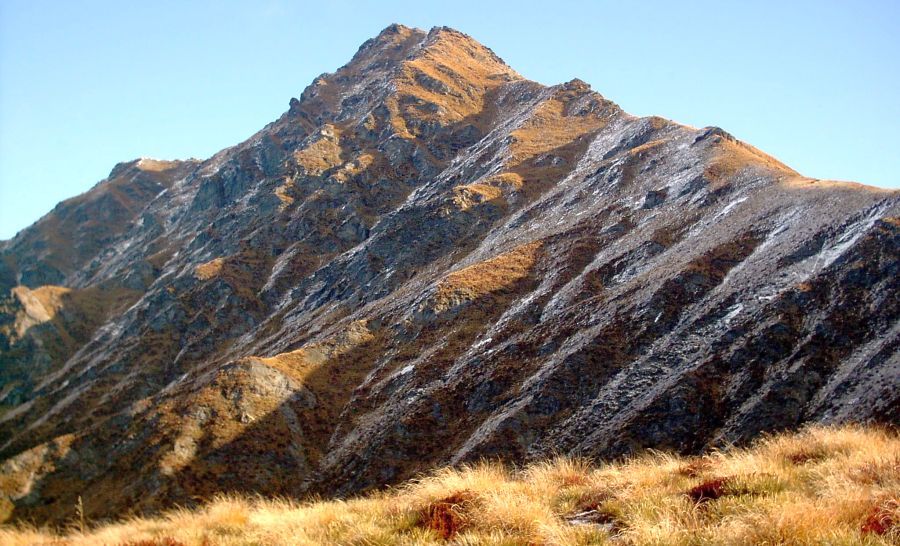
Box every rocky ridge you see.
[0,24,897,524]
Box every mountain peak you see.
[2,22,898,529]
[416,24,520,79]
[107,157,196,180]
[422,25,515,71]
[340,23,425,74]
[381,22,415,35]
[283,24,524,148]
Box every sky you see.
[1,1,898,240]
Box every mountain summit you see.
[0,25,897,524]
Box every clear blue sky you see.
[1,0,898,240]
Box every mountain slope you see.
[0,24,897,524]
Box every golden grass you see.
[781,176,900,193]
[628,139,666,157]
[253,320,375,382]
[330,152,377,184]
[194,258,225,281]
[452,183,504,210]
[484,172,525,191]
[293,125,344,176]
[273,177,296,210]
[435,241,542,310]
[389,28,520,138]
[134,159,185,173]
[704,138,797,188]
[509,95,606,168]
[7,285,72,339]
[5,425,897,545]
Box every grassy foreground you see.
[3,425,898,545]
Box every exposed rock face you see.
[0,24,897,524]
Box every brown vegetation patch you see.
[191,247,273,307]
[330,152,377,184]
[682,231,763,283]
[572,489,614,513]
[861,498,900,536]
[686,477,732,503]
[628,138,666,156]
[274,177,295,210]
[451,183,504,210]
[254,320,375,381]
[782,177,898,192]
[293,125,344,176]
[421,490,475,540]
[484,172,524,191]
[194,258,225,281]
[435,241,542,310]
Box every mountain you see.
[0,24,897,525]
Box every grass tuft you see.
[420,490,475,539]
[861,497,899,536]
[686,477,731,503]
[2,425,898,545]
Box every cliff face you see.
[0,24,897,524]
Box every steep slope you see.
[0,24,897,525]
[0,159,198,413]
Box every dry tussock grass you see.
[781,176,899,193]
[390,27,519,137]
[509,94,605,169]
[451,183,505,210]
[292,125,344,176]
[193,258,225,281]
[3,425,898,545]
[435,241,542,310]
[704,138,796,188]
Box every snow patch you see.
[722,303,743,325]
[712,195,748,223]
